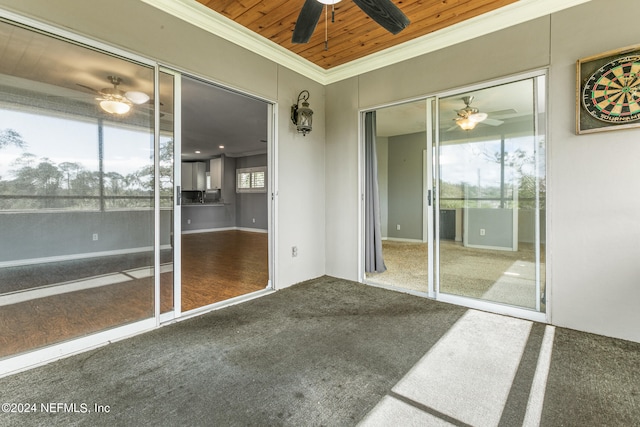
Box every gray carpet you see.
[0,276,638,426]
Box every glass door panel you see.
[0,19,156,358]
[364,99,434,294]
[437,76,546,311]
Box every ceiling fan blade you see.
[486,108,517,118]
[483,118,505,126]
[352,0,410,35]
[76,83,100,94]
[292,0,324,44]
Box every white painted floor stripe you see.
[361,310,533,426]
[522,325,555,427]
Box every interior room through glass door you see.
[437,75,546,312]
[179,76,270,313]
[364,99,435,294]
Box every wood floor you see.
[181,231,269,311]
[0,230,268,359]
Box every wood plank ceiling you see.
[196,0,518,69]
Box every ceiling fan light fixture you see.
[456,118,477,131]
[317,0,341,4]
[99,99,131,115]
[125,91,150,105]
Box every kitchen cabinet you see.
[209,157,222,189]
[181,162,206,190]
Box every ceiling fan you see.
[450,96,504,131]
[292,0,410,44]
[77,75,151,115]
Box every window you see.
[236,166,267,193]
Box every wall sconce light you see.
[291,90,313,136]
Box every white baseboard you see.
[385,237,424,243]
[181,226,236,234]
[182,226,267,235]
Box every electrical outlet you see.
[292,246,298,257]
[396,224,401,231]
[480,228,486,236]
[187,219,191,224]
[252,218,256,223]
[92,233,99,241]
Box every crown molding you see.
[140,0,591,86]
[139,0,328,83]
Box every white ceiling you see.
[181,76,269,161]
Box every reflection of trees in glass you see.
[0,127,165,211]
[158,137,174,208]
[439,137,546,210]
[0,129,26,150]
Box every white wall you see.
[0,0,326,290]
[325,77,360,280]
[326,0,640,343]
[276,67,326,287]
[548,0,640,342]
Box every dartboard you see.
[582,55,640,123]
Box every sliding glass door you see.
[363,74,546,317]
[437,75,546,312]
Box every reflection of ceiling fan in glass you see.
[77,75,150,115]
[448,96,515,131]
[452,96,505,131]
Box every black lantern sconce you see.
[291,90,313,136]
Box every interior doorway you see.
[174,74,272,315]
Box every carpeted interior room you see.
[0,276,637,426]
[367,240,546,310]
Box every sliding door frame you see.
[360,70,549,324]
[161,70,277,320]
[157,67,182,324]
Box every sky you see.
[0,108,153,179]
